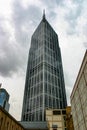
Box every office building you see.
[0,88,10,112]
[71,50,87,130]
[21,12,67,121]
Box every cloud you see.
[0,6,27,77]
[0,36,26,77]
[42,0,64,9]
[12,0,42,45]
[83,42,87,48]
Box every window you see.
[49,97,52,107]
[56,99,59,107]
[53,110,61,115]
[12,125,13,130]
[60,101,62,108]
[48,73,50,82]
[37,74,39,82]
[55,87,58,96]
[40,83,43,93]
[33,98,36,108]
[62,110,66,115]
[45,72,47,81]
[40,72,43,81]
[0,117,3,129]
[7,122,9,130]
[39,111,42,121]
[52,124,58,129]
[40,95,42,106]
[52,87,54,96]
[45,95,48,106]
[49,85,51,94]
[53,129,57,130]
[53,98,55,107]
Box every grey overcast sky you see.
[0,0,87,120]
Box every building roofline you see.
[70,50,87,100]
[20,121,48,129]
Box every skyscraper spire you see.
[43,9,45,19]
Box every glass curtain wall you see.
[21,15,67,121]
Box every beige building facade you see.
[46,109,67,130]
[70,50,87,130]
[0,106,24,130]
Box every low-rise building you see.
[46,109,67,130]
[70,50,87,130]
[0,106,24,130]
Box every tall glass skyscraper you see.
[21,13,67,121]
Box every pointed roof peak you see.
[42,9,46,20]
